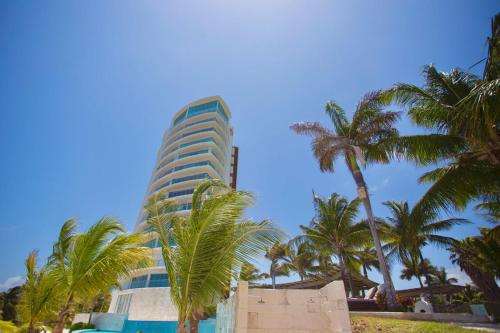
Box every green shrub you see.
[69,322,95,332]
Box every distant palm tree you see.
[238,262,266,285]
[297,193,371,297]
[147,180,282,333]
[354,246,379,297]
[429,267,458,286]
[291,92,401,308]
[399,256,436,289]
[17,252,60,333]
[449,228,500,302]
[49,218,150,333]
[264,242,291,289]
[382,200,467,299]
[285,241,317,281]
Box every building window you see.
[129,275,148,289]
[115,293,132,313]
[149,274,169,287]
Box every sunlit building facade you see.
[108,96,238,320]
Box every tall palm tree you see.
[291,92,402,308]
[429,267,458,286]
[146,180,282,333]
[387,59,500,216]
[264,242,290,289]
[17,252,59,333]
[382,200,467,299]
[399,256,436,289]
[449,228,500,302]
[49,218,150,333]
[297,193,371,297]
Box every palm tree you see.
[49,218,150,333]
[238,262,266,285]
[17,252,59,333]
[387,54,500,216]
[264,242,290,289]
[429,267,458,286]
[291,92,401,308]
[354,246,379,297]
[382,200,467,299]
[399,256,436,289]
[449,228,500,302]
[297,193,371,297]
[285,241,317,281]
[146,180,282,333]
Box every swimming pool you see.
[74,318,216,333]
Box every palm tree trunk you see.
[177,320,188,333]
[338,255,353,297]
[271,264,276,289]
[53,304,71,333]
[417,276,424,289]
[189,312,200,333]
[462,265,500,302]
[418,252,435,303]
[349,162,398,310]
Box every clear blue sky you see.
[1,0,498,291]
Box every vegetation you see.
[350,315,479,333]
[146,180,282,333]
[296,193,371,296]
[17,252,60,333]
[291,92,401,308]
[0,320,17,333]
[68,322,95,333]
[448,227,500,302]
[263,243,290,289]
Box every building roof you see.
[254,273,378,291]
[396,284,466,298]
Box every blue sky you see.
[0,0,498,291]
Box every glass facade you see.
[172,101,229,127]
[154,160,223,183]
[125,273,170,289]
[151,173,211,193]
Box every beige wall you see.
[220,281,352,333]
[108,287,178,321]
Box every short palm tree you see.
[297,193,371,297]
[449,228,500,302]
[146,180,281,333]
[399,256,436,289]
[17,252,60,333]
[429,267,458,286]
[285,241,317,281]
[264,242,291,289]
[291,92,402,307]
[49,218,150,333]
[238,262,266,285]
[382,200,467,298]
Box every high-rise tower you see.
[108,96,238,320]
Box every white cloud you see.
[0,276,25,292]
[381,177,390,187]
[446,267,472,285]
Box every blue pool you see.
[75,318,216,333]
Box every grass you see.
[350,315,479,333]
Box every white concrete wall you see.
[109,287,178,321]
[218,281,352,333]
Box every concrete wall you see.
[217,281,352,333]
[109,287,178,321]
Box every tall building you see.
[108,96,238,321]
